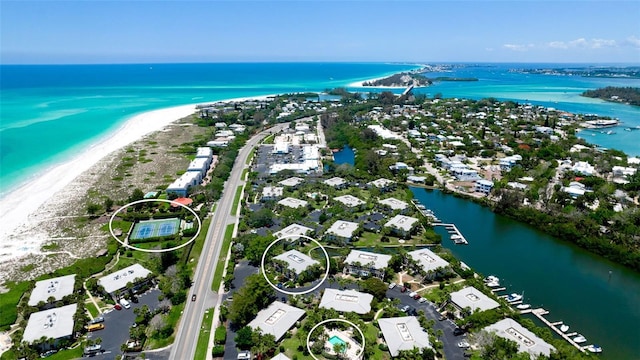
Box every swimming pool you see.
[328,335,346,352]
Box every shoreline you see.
[0,94,275,265]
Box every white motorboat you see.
[450,234,462,240]
[484,275,499,283]
[516,303,531,310]
[586,344,602,353]
[573,334,587,344]
[506,293,522,302]
[560,324,569,333]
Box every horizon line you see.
[2,61,640,66]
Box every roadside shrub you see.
[214,326,226,345]
[211,345,225,357]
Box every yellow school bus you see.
[87,323,105,332]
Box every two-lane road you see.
[170,124,287,360]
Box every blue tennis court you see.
[130,218,180,241]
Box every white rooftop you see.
[378,316,431,357]
[368,178,395,189]
[408,248,450,272]
[262,186,284,198]
[273,223,314,241]
[484,318,555,358]
[28,274,76,306]
[450,286,500,312]
[378,197,409,211]
[326,220,360,239]
[23,304,77,343]
[273,250,320,275]
[98,264,152,294]
[319,289,373,314]
[279,177,305,187]
[334,194,366,207]
[248,301,305,341]
[324,177,347,187]
[195,147,213,158]
[278,197,308,209]
[344,250,391,270]
[384,215,419,232]
[270,354,292,360]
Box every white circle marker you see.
[108,198,202,253]
[306,318,365,360]
[260,234,330,295]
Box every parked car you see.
[90,316,104,324]
[237,350,251,360]
[453,327,466,336]
[119,298,131,309]
[388,282,396,289]
[412,293,421,300]
[400,286,408,293]
[400,305,410,313]
[418,297,427,303]
[457,340,471,348]
[114,304,122,310]
[408,291,418,298]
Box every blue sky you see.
[1,0,639,64]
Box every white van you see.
[119,298,131,309]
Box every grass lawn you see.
[186,218,212,274]
[211,224,235,291]
[193,308,214,360]
[231,186,243,215]
[246,148,256,165]
[86,300,100,318]
[0,281,31,329]
[279,336,313,360]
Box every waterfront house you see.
[475,179,494,194]
[484,318,555,358]
[325,220,360,244]
[499,155,522,171]
[343,249,391,280]
[378,197,409,213]
[408,248,449,279]
[384,215,419,238]
[449,286,500,314]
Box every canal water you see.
[410,187,640,360]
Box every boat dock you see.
[525,308,587,353]
[434,223,468,245]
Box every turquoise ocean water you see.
[1,62,639,198]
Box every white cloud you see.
[503,43,533,52]
[545,38,618,50]
[625,36,640,48]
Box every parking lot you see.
[253,143,308,178]
[85,289,161,359]
[385,285,469,359]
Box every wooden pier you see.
[527,308,586,353]
[434,223,469,244]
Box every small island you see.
[512,66,640,79]
[362,72,432,87]
[582,86,640,106]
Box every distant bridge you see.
[402,83,415,96]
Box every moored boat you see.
[560,324,569,333]
[586,344,602,353]
[506,293,523,302]
[573,334,587,344]
[516,303,531,310]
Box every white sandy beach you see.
[0,95,276,266]
[0,104,196,263]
